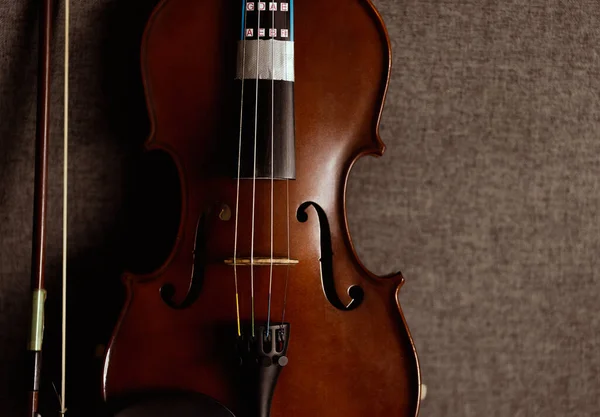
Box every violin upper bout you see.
[333,0,397,283]
[360,0,393,156]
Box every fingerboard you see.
[236,0,295,180]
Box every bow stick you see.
[27,0,69,415]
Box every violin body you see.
[102,0,421,415]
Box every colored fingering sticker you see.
[238,0,294,81]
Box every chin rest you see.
[113,392,236,417]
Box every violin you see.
[27,0,421,416]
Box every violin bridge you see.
[223,257,299,266]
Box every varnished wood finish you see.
[102,0,421,416]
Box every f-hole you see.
[297,201,364,311]
[160,211,206,309]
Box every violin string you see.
[280,8,291,328]
[265,1,275,338]
[61,0,70,413]
[250,0,263,339]
[233,0,249,339]
[280,178,290,326]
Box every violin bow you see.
[27,0,70,415]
